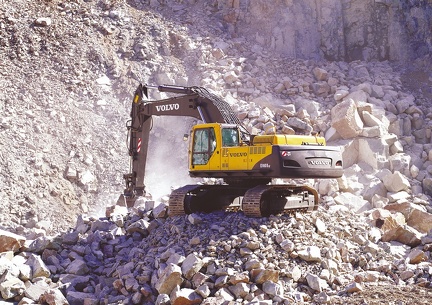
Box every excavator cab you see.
[190,123,242,170]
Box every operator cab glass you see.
[192,127,216,165]
[222,127,239,147]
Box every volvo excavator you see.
[120,84,343,217]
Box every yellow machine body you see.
[188,123,338,180]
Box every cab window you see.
[222,128,239,147]
[192,128,216,165]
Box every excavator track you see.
[242,184,319,217]
[169,184,247,216]
[168,185,199,216]
[242,185,269,217]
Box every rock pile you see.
[1,202,431,304]
[0,230,68,304]
[0,0,431,234]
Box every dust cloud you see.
[144,116,199,200]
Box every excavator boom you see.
[122,84,247,201]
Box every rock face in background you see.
[216,0,432,61]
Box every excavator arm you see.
[121,83,245,206]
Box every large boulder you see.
[0,230,26,253]
[406,209,432,234]
[382,171,410,193]
[380,214,423,248]
[331,99,363,139]
[155,264,183,295]
[358,138,389,170]
[334,192,369,213]
[181,254,204,280]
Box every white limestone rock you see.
[170,286,203,304]
[306,273,329,292]
[334,192,368,213]
[0,277,25,300]
[382,171,410,192]
[358,138,389,170]
[334,89,349,101]
[181,254,204,280]
[331,99,363,139]
[297,246,322,262]
[155,264,183,295]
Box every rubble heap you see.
[1,202,431,304]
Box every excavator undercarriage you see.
[168,182,318,217]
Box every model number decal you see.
[155,103,180,112]
[260,163,271,168]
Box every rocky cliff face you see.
[215,0,432,61]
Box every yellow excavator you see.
[120,84,343,217]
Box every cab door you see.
[190,127,217,170]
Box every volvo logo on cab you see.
[155,103,180,112]
[229,152,247,157]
